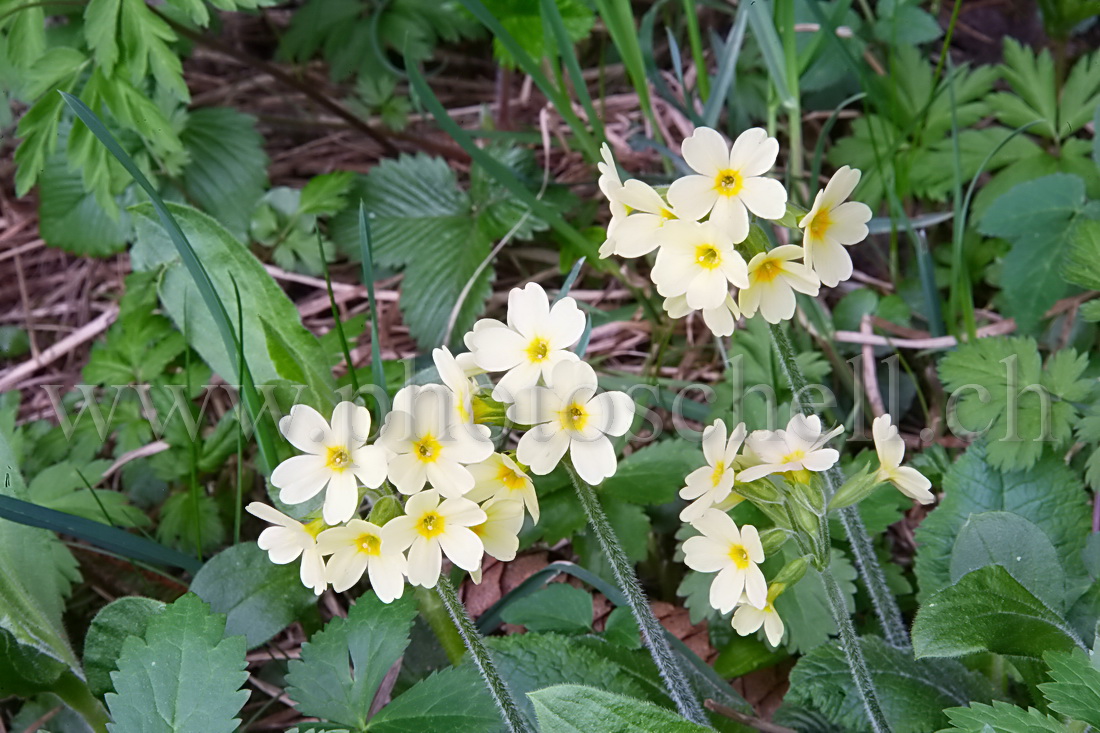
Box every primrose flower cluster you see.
[680,413,932,648]
[247,282,635,598]
[598,126,873,334]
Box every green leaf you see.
[1039,648,1100,727]
[938,338,1090,471]
[190,542,316,649]
[83,597,166,697]
[774,548,857,654]
[155,491,225,556]
[603,606,641,649]
[480,0,595,68]
[872,0,942,45]
[912,565,1082,660]
[787,635,994,733]
[300,171,355,216]
[179,107,269,241]
[367,666,500,732]
[500,583,593,633]
[949,511,1067,612]
[914,443,1090,603]
[130,202,336,412]
[988,39,1059,140]
[941,700,1068,732]
[1063,218,1100,291]
[599,441,704,505]
[285,592,416,730]
[528,684,710,733]
[977,173,1091,332]
[105,594,248,733]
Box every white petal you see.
[709,196,749,244]
[711,566,745,614]
[570,434,618,484]
[728,128,777,176]
[300,547,327,595]
[326,549,369,592]
[702,421,727,466]
[828,201,872,244]
[388,452,429,495]
[590,391,634,437]
[259,526,305,564]
[681,126,729,176]
[757,281,797,324]
[732,605,765,636]
[802,448,839,472]
[272,454,330,504]
[692,508,740,544]
[892,466,934,504]
[546,297,587,349]
[507,385,558,425]
[667,175,718,222]
[744,564,768,609]
[508,282,550,338]
[548,360,598,404]
[764,610,785,647]
[351,444,388,488]
[329,401,371,448]
[368,553,407,603]
[322,471,361,525]
[617,179,670,214]
[493,360,545,404]
[470,327,528,372]
[819,165,861,209]
[426,459,475,498]
[279,404,331,454]
[406,538,442,588]
[740,524,765,562]
[685,268,730,311]
[808,239,853,288]
[517,424,570,475]
[439,496,487,527]
[247,502,295,528]
[739,176,788,220]
[439,526,485,570]
[873,415,904,469]
[682,535,731,572]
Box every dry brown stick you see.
[0,306,118,392]
[703,700,798,733]
[860,314,886,418]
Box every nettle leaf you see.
[978,173,1096,333]
[912,565,1082,660]
[285,592,416,729]
[368,666,499,733]
[84,597,166,697]
[938,337,1091,471]
[914,443,1089,603]
[528,684,709,733]
[130,202,336,412]
[190,543,316,649]
[106,594,248,733]
[600,440,704,506]
[949,511,1067,612]
[787,635,994,733]
[500,583,593,633]
[941,700,1069,732]
[1039,649,1100,727]
[179,107,269,241]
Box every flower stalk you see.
[566,463,711,727]
[435,574,532,733]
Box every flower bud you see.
[734,477,782,504]
[368,494,402,525]
[472,392,508,426]
[772,555,810,588]
[827,464,878,512]
[760,527,792,555]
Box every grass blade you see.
[358,204,388,419]
[0,495,202,573]
[553,256,587,304]
[593,0,661,140]
[701,2,749,128]
[541,0,605,146]
[60,92,279,473]
[745,2,794,110]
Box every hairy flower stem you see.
[435,575,532,733]
[567,464,711,727]
[768,323,909,648]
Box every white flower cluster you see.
[598,127,873,333]
[247,283,635,599]
[681,413,932,647]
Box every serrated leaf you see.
[914,443,1089,603]
[938,338,1089,470]
[528,684,709,733]
[1063,218,1100,291]
[38,146,134,255]
[190,543,316,649]
[155,491,225,556]
[300,171,355,216]
[285,592,416,729]
[1038,648,1100,727]
[988,39,1058,140]
[913,565,1081,660]
[481,0,594,68]
[179,107,269,241]
[787,635,993,733]
[500,583,593,633]
[83,597,166,697]
[367,666,499,732]
[941,700,1069,732]
[949,511,1066,612]
[105,594,249,733]
[599,441,704,506]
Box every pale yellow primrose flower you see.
[667,127,787,243]
[509,360,635,485]
[800,166,873,287]
[732,590,785,647]
[247,502,327,596]
[466,452,540,523]
[380,383,493,498]
[317,519,407,601]
[385,490,486,588]
[652,220,749,311]
[679,420,746,522]
[465,282,586,404]
[603,179,686,258]
[271,402,387,525]
[872,414,934,504]
[682,509,767,612]
[738,245,820,324]
[738,414,843,483]
[662,293,741,337]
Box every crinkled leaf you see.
[528,684,709,733]
[105,594,249,733]
[285,592,416,730]
[84,597,166,697]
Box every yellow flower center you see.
[695,245,722,270]
[729,544,750,569]
[526,337,551,362]
[416,511,446,539]
[783,449,806,463]
[356,532,382,556]
[754,258,783,283]
[303,518,326,539]
[325,446,352,472]
[710,461,726,487]
[413,434,442,463]
[497,463,528,491]
[659,207,676,221]
[560,402,589,431]
[714,169,743,197]
[807,209,831,241]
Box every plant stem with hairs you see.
[435,575,532,733]
[567,464,711,727]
